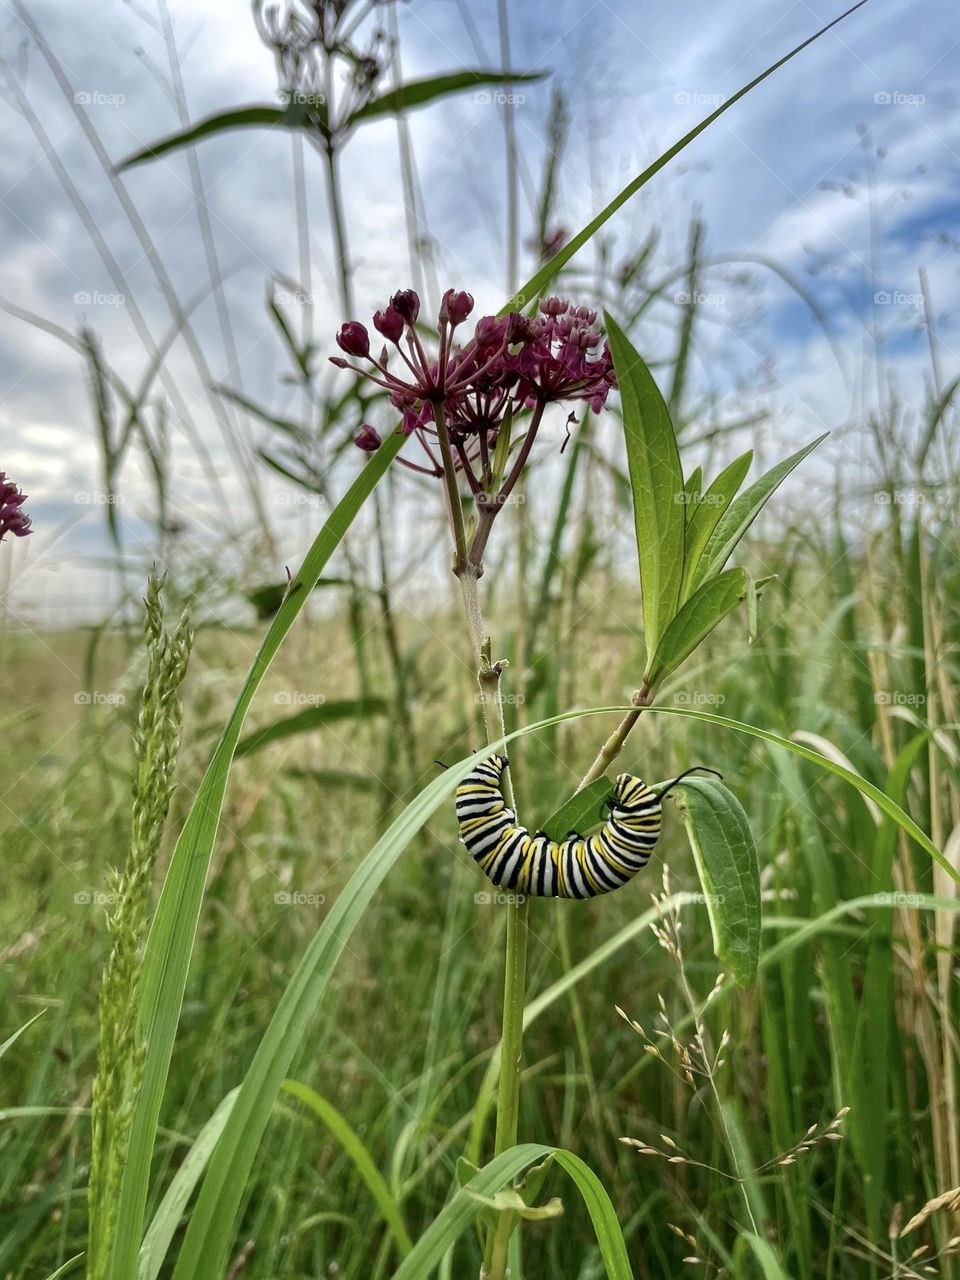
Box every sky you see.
[0,0,957,623]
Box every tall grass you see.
[2,1,958,1278]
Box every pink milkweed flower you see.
[329,289,616,493]
[511,297,615,413]
[330,287,517,477]
[0,472,32,541]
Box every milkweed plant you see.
[329,283,824,1275]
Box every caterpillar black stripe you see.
[455,756,718,899]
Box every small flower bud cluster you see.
[332,288,615,470]
[0,472,32,541]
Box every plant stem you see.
[485,894,528,1279]
[322,140,354,316]
[432,404,470,575]
[576,682,651,792]
[458,556,527,1280]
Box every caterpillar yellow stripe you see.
[455,755,664,900]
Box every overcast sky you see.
[1,0,957,623]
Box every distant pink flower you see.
[0,472,32,541]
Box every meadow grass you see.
[2,504,957,1277]
[2,1,958,1276]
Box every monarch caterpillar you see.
[455,756,720,899]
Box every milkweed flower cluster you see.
[0,472,32,541]
[331,288,614,488]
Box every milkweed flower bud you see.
[354,424,382,452]
[390,289,420,325]
[336,321,370,358]
[0,471,32,540]
[373,305,404,343]
[440,289,474,326]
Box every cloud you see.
[1,0,955,620]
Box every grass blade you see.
[235,697,389,757]
[281,1080,413,1257]
[109,433,404,1280]
[510,1,870,309]
[138,1090,239,1280]
[0,1012,45,1063]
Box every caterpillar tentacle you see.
[455,755,663,900]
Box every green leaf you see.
[115,103,313,172]
[138,1090,239,1280]
[690,433,828,591]
[647,569,746,687]
[508,2,870,312]
[281,1081,413,1256]
[674,778,761,987]
[605,312,685,659]
[348,70,548,126]
[391,1145,631,1280]
[680,451,753,600]
[682,465,703,523]
[542,777,614,842]
[235,697,388,757]
[109,432,404,1280]
[466,1188,564,1221]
